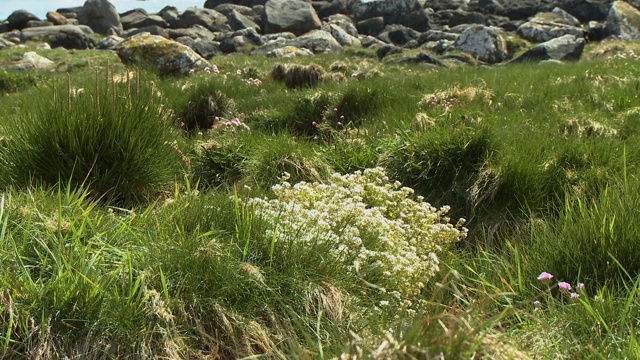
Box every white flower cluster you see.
[247,167,466,307]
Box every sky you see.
[1,0,375,21]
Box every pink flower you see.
[312,121,318,127]
[337,122,342,126]
[333,108,338,112]
[577,282,585,289]
[236,69,242,75]
[570,292,580,299]
[340,115,345,119]
[558,282,571,292]
[537,272,554,283]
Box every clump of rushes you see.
[268,63,325,90]
[1,69,180,204]
[179,79,236,132]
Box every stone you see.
[352,0,432,32]
[120,9,169,30]
[263,0,322,36]
[312,0,349,19]
[97,34,124,50]
[7,10,41,31]
[204,0,266,7]
[124,25,170,39]
[49,29,97,49]
[20,25,94,42]
[379,24,421,46]
[605,1,640,40]
[290,29,343,54]
[267,45,313,58]
[115,32,211,75]
[46,11,69,25]
[357,17,385,36]
[11,51,55,71]
[377,44,404,60]
[191,39,223,59]
[323,23,361,47]
[235,27,265,45]
[454,25,508,64]
[564,0,610,23]
[360,35,386,48]
[228,9,261,31]
[384,52,446,66]
[77,0,123,35]
[167,25,217,42]
[172,7,230,32]
[517,7,585,43]
[0,38,15,50]
[512,34,585,62]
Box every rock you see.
[97,34,124,49]
[49,28,97,49]
[20,25,94,42]
[588,20,607,41]
[325,17,359,37]
[379,24,421,46]
[323,23,361,47]
[78,0,122,35]
[454,25,508,64]
[190,39,223,59]
[2,30,21,43]
[252,29,342,55]
[0,38,15,49]
[445,10,488,27]
[376,44,404,60]
[7,10,41,31]
[564,0,610,22]
[228,9,261,31]
[517,7,585,43]
[214,3,255,18]
[420,39,455,54]
[384,52,446,66]
[419,30,459,43]
[159,6,181,27]
[11,51,54,71]
[120,9,169,30]
[262,32,296,42]
[424,0,468,11]
[467,0,505,15]
[167,25,217,42]
[219,34,248,53]
[235,27,265,45]
[124,25,170,39]
[357,17,385,36]
[56,7,82,19]
[173,7,230,32]
[512,34,585,62]
[115,32,211,75]
[205,0,267,7]
[0,22,9,33]
[312,0,349,19]
[360,35,386,48]
[46,11,69,25]
[502,0,556,21]
[263,0,322,36]
[25,21,54,29]
[352,0,432,32]
[605,1,640,40]
[267,45,314,57]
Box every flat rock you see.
[512,34,586,62]
[11,51,54,71]
[454,25,508,64]
[517,7,585,43]
[115,32,211,75]
[263,0,322,36]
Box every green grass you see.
[2,40,640,358]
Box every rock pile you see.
[1,0,639,72]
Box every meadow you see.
[1,40,640,358]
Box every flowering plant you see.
[247,167,466,309]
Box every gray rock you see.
[20,25,94,42]
[517,7,585,43]
[205,0,267,7]
[121,9,169,30]
[235,27,265,45]
[11,51,54,71]
[167,25,217,41]
[159,6,181,27]
[262,31,296,42]
[124,25,170,39]
[263,0,322,36]
[312,0,349,19]
[214,4,256,20]
[605,1,640,40]
[0,38,15,49]
[378,24,421,46]
[384,52,446,66]
[377,44,404,60]
[360,35,386,48]
[267,46,314,57]
[173,7,230,32]
[115,32,211,75]
[564,0,610,23]
[191,39,222,59]
[588,20,607,41]
[97,34,124,50]
[252,29,342,55]
[323,23,361,47]
[49,28,97,49]
[512,34,585,62]
[454,25,507,64]
[419,30,459,43]
[352,0,431,32]
[357,17,385,36]
[78,0,123,35]
[229,9,261,31]
[7,10,41,31]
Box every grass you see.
[1,38,640,358]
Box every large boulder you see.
[563,0,611,23]
[512,34,585,62]
[78,0,122,35]
[7,10,41,31]
[263,0,322,36]
[46,11,70,25]
[20,24,94,42]
[115,32,211,75]
[323,23,361,47]
[517,7,585,42]
[252,29,343,55]
[11,52,55,71]
[120,9,169,30]
[352,0,432,32]
[228,9,261,31]
[454,25,508,64]
[605,1,640,40]
[170,7,230,32]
